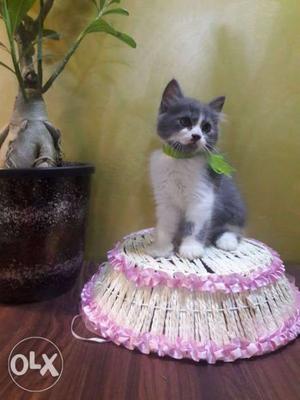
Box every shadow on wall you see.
[212,5,300,261]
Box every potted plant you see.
[0,0,136,303]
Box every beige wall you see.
[0,0,300,262]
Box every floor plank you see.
[0,263,299,400]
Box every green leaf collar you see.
[162,143,235,177]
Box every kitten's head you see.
[157,79,225,153]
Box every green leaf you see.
[0,59,15,74]
[86,19,136,48]
[99,0,106,10]
[103,7,129,16]
[1,0,26,98]
[91,0,99,10]
[109,0,121,4]
[208,153,235,177]
[1,0,12,35]
[42,29,60,40]
[3,0,36,33]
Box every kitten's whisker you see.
[203,145,212,155]
[204,144,218,154]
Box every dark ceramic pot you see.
[0,163,94,303]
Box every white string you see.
[71,314,108,344]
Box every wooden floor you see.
[0,263,299,400]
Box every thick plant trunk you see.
[0,90,61,168]
[0,10,63,169]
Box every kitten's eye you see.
[201,121,212,133]
[179,117,192,129]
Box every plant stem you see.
[2,0,27,100]
[42,3,109,93]
[42,30,85,93]
[7,34,27,101]
[0,60,16,74]
[37,0,44,89]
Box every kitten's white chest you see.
[150,150,212,208]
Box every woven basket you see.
[80,229,300,363]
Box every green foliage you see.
[103,8,129,16]
[1,1,12,36]
[86,19,136,48]
[86,0,135,48]
[208,153,235,177]
[99,0,106,11]
[91,0,99,11]
[1,0,27,98]
[43,0,136,91]
[42,29,60,40]
[0,0,136,94]
[2,0,36,32]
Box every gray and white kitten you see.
[148,79,246,259]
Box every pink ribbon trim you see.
[80,274,300,364]
[107,230,285,293]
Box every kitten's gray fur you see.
[149,79,246,258]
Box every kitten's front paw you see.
[216,232,238,251]
[179,237,205,259]
[147,242,174,258]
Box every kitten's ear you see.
[209,96,226,113]
[159,79,184,113]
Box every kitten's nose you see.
[191,134,201,142]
